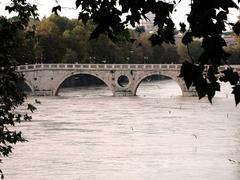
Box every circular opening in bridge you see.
[117,75,129,87]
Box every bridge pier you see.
[110,70,136,96]
[34,90,54,96]
[114,91,134,96]
[182,90,198,97]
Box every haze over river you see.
[2,79,240,180]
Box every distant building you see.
[223,34,238,46]
[140,13,158,32]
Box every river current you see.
[2,79,240,180]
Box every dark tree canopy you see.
[55,0,240,105]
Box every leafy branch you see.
[179,0,240,105]
[0,0,38,178]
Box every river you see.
[2,79,240,180]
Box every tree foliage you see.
[13,15,181,64]
[0,0,38,178]
[72,0,240,105]
[178,0,240,105]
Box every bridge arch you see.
[21,80,35,94]
[133,71,184,96]
[53,72,114,96]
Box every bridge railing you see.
[16,63,240,72]
[16,63,182,71]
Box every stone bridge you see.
[16,64,240,96]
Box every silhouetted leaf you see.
[219,68,239,85]
[78,12,89,24]
[179,22,186,33]
[89,25,105,40]
[233,21,240,35]
[229,72,239,85]
[201,35,227,66]
[216,11,227,21]
[194,79,220,103]
[214,82,221,91]
[232,85,240,106]
[195,76,207,99]
[207,87,215,103]
[5,6,14,13]
[222,50,231,64]
[182,32,193,45]
[27,104,36,113]
[76,0,83,8]
[207,82,220,103]
[52,5,61,16]
[35,99,41,104]
[207,66,218,82]
[179,61,202,89]
[149,34,163,46]
[215,21,226,33]
[198,51,209,66]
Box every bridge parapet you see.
[16,64,182,72]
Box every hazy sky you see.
[0,0,239,28]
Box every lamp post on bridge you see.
[126,50,134,64]
[143,56,149,64]
[89,56,96,63]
